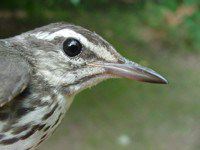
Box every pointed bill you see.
[89,59,168,84]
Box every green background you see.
[0,0,199,149]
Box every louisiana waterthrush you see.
[0,22,167,150]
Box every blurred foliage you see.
[0,0,199,52]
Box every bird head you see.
[15,23,167,95]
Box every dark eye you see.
[63,38,83,57]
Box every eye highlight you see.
[63,38,83,57]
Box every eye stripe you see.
[31,27,117,62]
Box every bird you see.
[0,22,167,150]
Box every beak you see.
[89,58,168,84]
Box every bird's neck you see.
[30,77,75,110]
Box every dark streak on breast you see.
[37,138,45,147]
[20,124,40,140]
[38,124,46,131]
[40,133,48,140]
[43,126,51,132]
[0,137,19,145]
[12,124,31,135]
[51,113,63,128]
[42,103,58,120]
[0,124,47,145]
[26,146,34,150]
